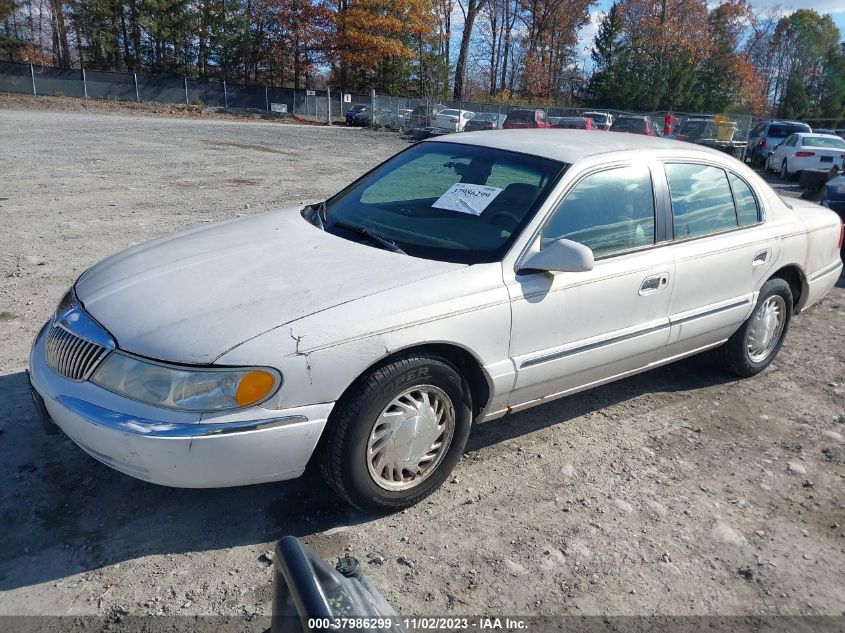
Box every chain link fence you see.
[2,61,760,149]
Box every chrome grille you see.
[45,324,109,381]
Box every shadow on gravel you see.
[0,370,371,592]
[467,354,737,452]
[0,346,797,592]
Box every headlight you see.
[91,352,281,411]
[55,286,77,320]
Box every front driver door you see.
[505,162,675,410]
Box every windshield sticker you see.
[432,183,503,216]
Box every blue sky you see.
[575,0,845,69]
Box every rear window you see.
[438,109,459,117]
[679,120,713,138]
[613,118,646,130]
[769,123,811,138]
[506,110,535,122]
[802,136,845,149]
[555,118,587,129]
[586,113,607,125]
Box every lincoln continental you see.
[29,130,844,512]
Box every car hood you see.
[76,208,461,364]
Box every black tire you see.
[318,352,472,513]
[780,159,789,180]
[712,278,793,377]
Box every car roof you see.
[425,129,721,164]
[764,120,809,127]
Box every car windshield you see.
[473,113,498,121]
[802,135,845,149]
[349,105,367,113]
[769,124,810,138]
[438,109,460,117]
[320,142,566,264]
[586,113,607,125]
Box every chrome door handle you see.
[753,249,769,267]
[639,273,670,295]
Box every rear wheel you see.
[318,352,472,513]
[780,159,789,180]
[713,278,792,377]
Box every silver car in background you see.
[29,131,844,512]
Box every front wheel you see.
[713,278,793,377]
[318,352,472,513]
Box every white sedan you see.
[29,131,843,512]
[767,132,845,179]
[432,108,475,132]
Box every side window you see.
[665,163,737,239]
[728,173,760,226]
[542,165,656,257]
[785,135,798,147]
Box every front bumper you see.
[29,324,332,488]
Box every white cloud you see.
[746,0,844,13]
[577,10,605,70]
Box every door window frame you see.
[513,160,671,272]
[659,160,765,243]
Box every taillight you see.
[759,138,766,148]
[795,151,815,157]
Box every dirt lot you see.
[0,107,843,624]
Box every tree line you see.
[1,0,843,118]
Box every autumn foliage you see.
[1,0,843,115]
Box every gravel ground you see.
[0,108,843,623]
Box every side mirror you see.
[519,239,594,274]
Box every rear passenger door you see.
[664,162,780,353]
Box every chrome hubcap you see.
[747,295,786,363]
[366,386,455,491]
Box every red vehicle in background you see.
[610,115,657,136]
[553,116,598,130]
[503,108,552,129]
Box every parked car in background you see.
[553,116,597,130]
[673,116,716,142]
[432,108,476,132]
[503,108,551,129]
[408,104,445,128]
[382,108,413,129]
[766,132,845,179]
[610,115,656,136]
[812,128,839,136]
[547,116,561,126]
[345,104,369,126]
[582,111,614,130]
[30,130,844,513]
[465,112,507,131]
[746,120,812,167]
